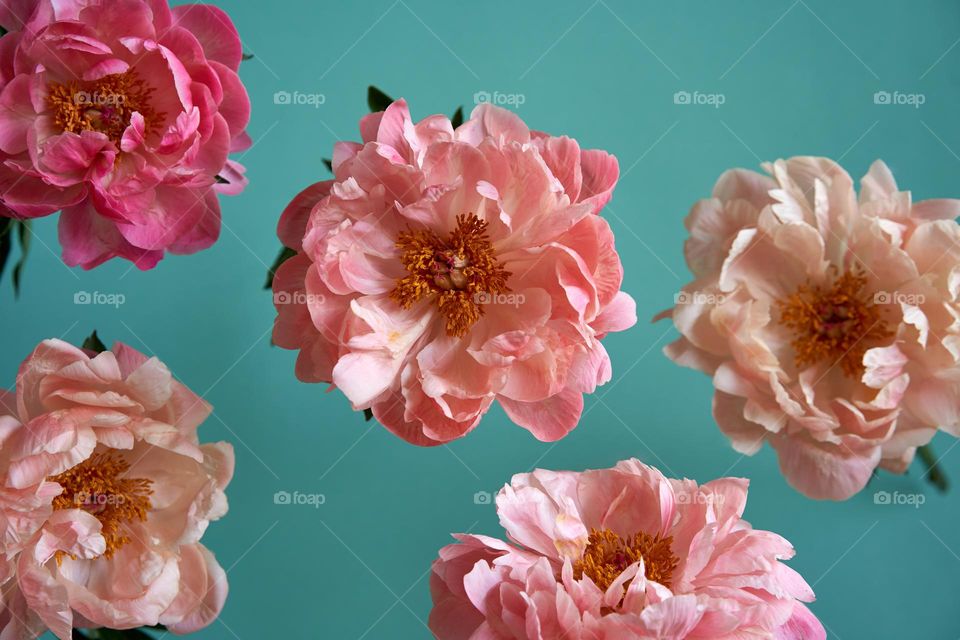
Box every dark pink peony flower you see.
[0,0,250,269]
[272,100,636,445]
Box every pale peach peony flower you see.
[0,339,233,639]
[272,100,636,445]
[657,157,960,499]
[429,459,824,639]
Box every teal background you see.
[5,0,960,637]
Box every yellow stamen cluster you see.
[573,528,679,594]
[49,451,153,561]
[777,268,892,377]
[391,213,510,337]
[47,70,163,145]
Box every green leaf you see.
[241,52,254,61]
[72,631,89,640]
[451,106,464,129]
[0,218,12,284]
[12,220,30,297]
[265,246,297,290]
[322,158,333,173]
[363,408,374,422]
[367,85,393,113]
[215,174,229,184]
[0,26,7,37]
[82,330,108,354]
[918,444,948,493]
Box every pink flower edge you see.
[430,458,825,640]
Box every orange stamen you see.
[573,528,679,594]
[47,70,164,146]
[391,213,510,337]
[49,450,153,561]
[777,267,892,377]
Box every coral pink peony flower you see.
[0,0,251,269]
[272,100,636,445]
[429,459,824,639]
[0,339,233,639]
[657,157,960,499]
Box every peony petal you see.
[500,388,583,442]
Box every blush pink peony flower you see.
[0,338,233,639]
[429,459,824,639]
[272,100,636,445]
[657,157,960,500]
[0,0,251,269]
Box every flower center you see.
[47,70,163,146]
[573,528,679,593]
[391,213,510,337]
[777,267,892,377]
[49,451,153,561]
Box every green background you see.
[6,0,960,637]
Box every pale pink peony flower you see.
[272,100,636,445]
[657,157,960,499]
[0,0,251,269]
[429,459,824,639]
[0,339,233,639]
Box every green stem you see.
[918,444,948,493]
